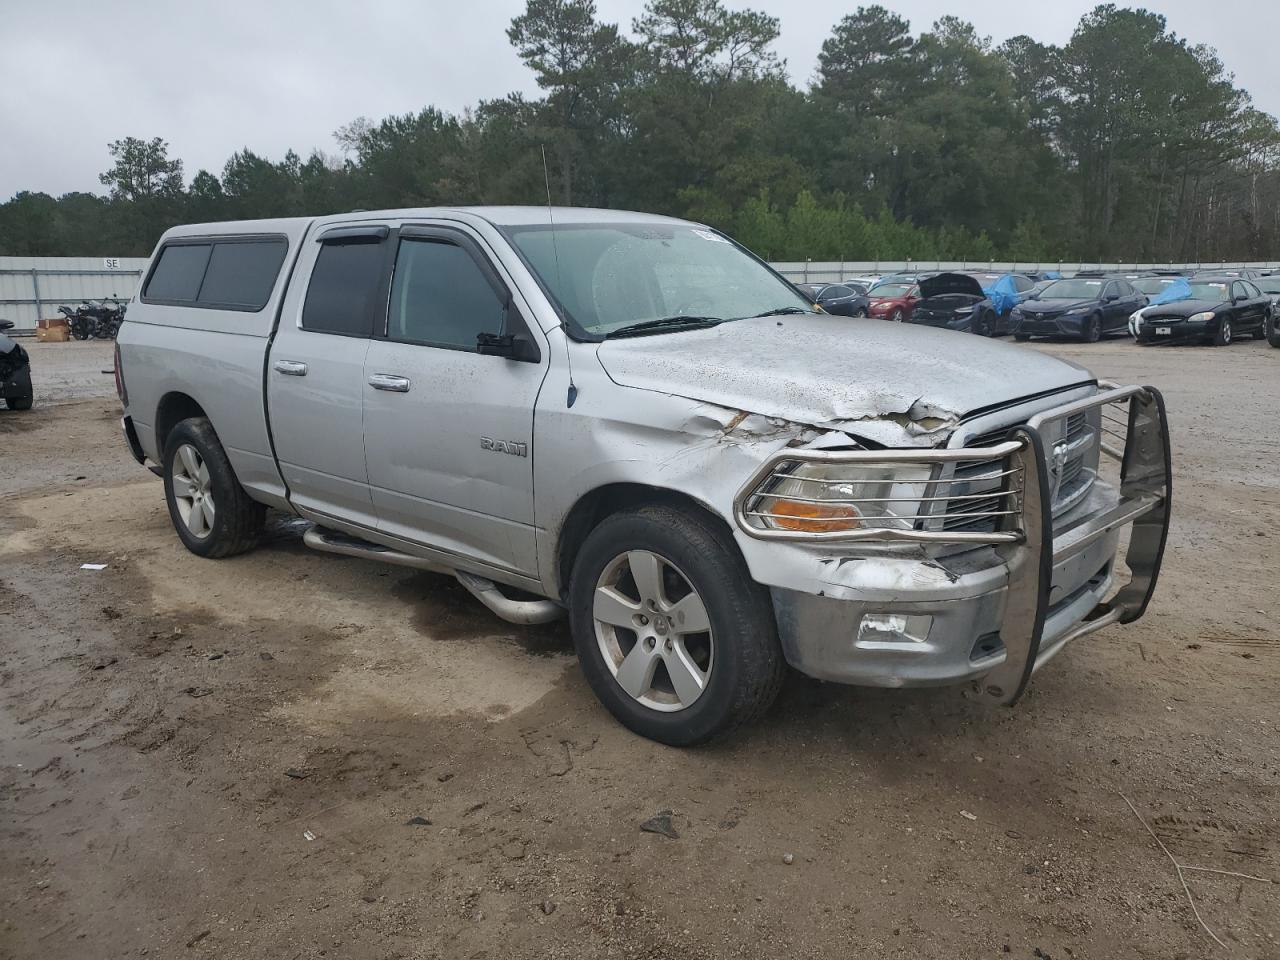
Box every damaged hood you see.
[595,315,1092,447]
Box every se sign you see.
[104,258,120,269]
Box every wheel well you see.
[554,483,735,599]
[155,392,207,455]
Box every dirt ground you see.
[2,336,1278,960]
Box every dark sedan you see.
[1136,277,1272,346]
[907,272,1011,336]
[1010,277,1146,342]
[797,282,870,317]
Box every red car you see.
[866,280,920,322]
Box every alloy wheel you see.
[592,549,713,712]
[171,443,215,539]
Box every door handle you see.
[273,359,308,376]
[368,374,411,393]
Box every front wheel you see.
[1266,312,1280,348]
[162,417,265,558]
[888,308,904,323]
[1080,314,1102,343]
[1212,317,1233,346]
[568,505,785,746]
[1014,333,1031,342]
[972,310,995,337]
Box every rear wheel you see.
[162,417,264,558]
[568,504,784,746]
[1251,312,1269,339]
[1212,317,1233,346]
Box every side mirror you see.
[477,332,539,362]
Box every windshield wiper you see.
[607,315,724,338]
[740,306,811,319]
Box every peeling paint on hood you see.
[596,315,1093,447]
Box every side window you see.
[1013,276,1033,292]
[1102,282,1117,300]
[1243,281,1261,298]
[388,238,506,350]
[145,243,211,301]
[826,285,852,299]
[301,239,386,336]
[197,239,288,310]
[1231,281,1247,301]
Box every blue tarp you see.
[1044,270,1062,279]
[983,273,1023,315]
[1150,277,1192,305]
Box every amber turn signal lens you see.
[767,499,862,532]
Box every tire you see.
[888,308,904,323]
[1267,312,1280,348]
[851,309,867,318]
[972,310,995,337]
[568,504,785,746]
[1212,317,1232,346]
[1251,312,1269,340]
[162,417,264,558]
[5,390,33,411]
[1014,333,1031,342]
[1080,314,1102,343]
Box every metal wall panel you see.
[0,257,149,332]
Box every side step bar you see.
[301,526,564,625]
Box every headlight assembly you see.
[1188,311,1215,323]
[747,461,937,534]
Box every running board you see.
[301,526,563,625]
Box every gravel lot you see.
[2,335,1278,959]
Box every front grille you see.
[936,412,1091,533]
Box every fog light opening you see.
[857,613,933,645]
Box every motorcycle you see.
[58,298,127,340]
[59,304,94,340]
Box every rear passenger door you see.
[1237,281,1266,333]
[361,224,548,577]
[268,224,393,529]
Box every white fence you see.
[771,260,1280,283]
[4,254,1278,334]
[0,257,148,334]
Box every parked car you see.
[844,275,881,289]
[0,319,34,410]
[1010,277,1146,342]
[866,279,920,322]
[1135,276,1272,346]
[796,282,870,317]
[115,207,1172,746]
[967,272,1035,334]
[1126,276,1187,337]
[1261,277,1280,347]
[906,272,1013,336]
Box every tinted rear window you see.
[196,240,288,309]
[144,237,288,310]
[301,240,386,337]
[145,243,211,301]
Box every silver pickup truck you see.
[115,207,1171,745]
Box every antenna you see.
[542,144,577,408]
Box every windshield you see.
[504,222,810,336]
[1186,281,1229,300]
[869,283,913,297]
[1040,279,1104,299]
[1133,277,1180,295]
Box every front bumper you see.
[1013,313,1087,337]
[909,311,971,331]
[1135,318,1207,342]
[1,364,31,400]
[739,384,1172,704]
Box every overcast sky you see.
[2,0,1277,199]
